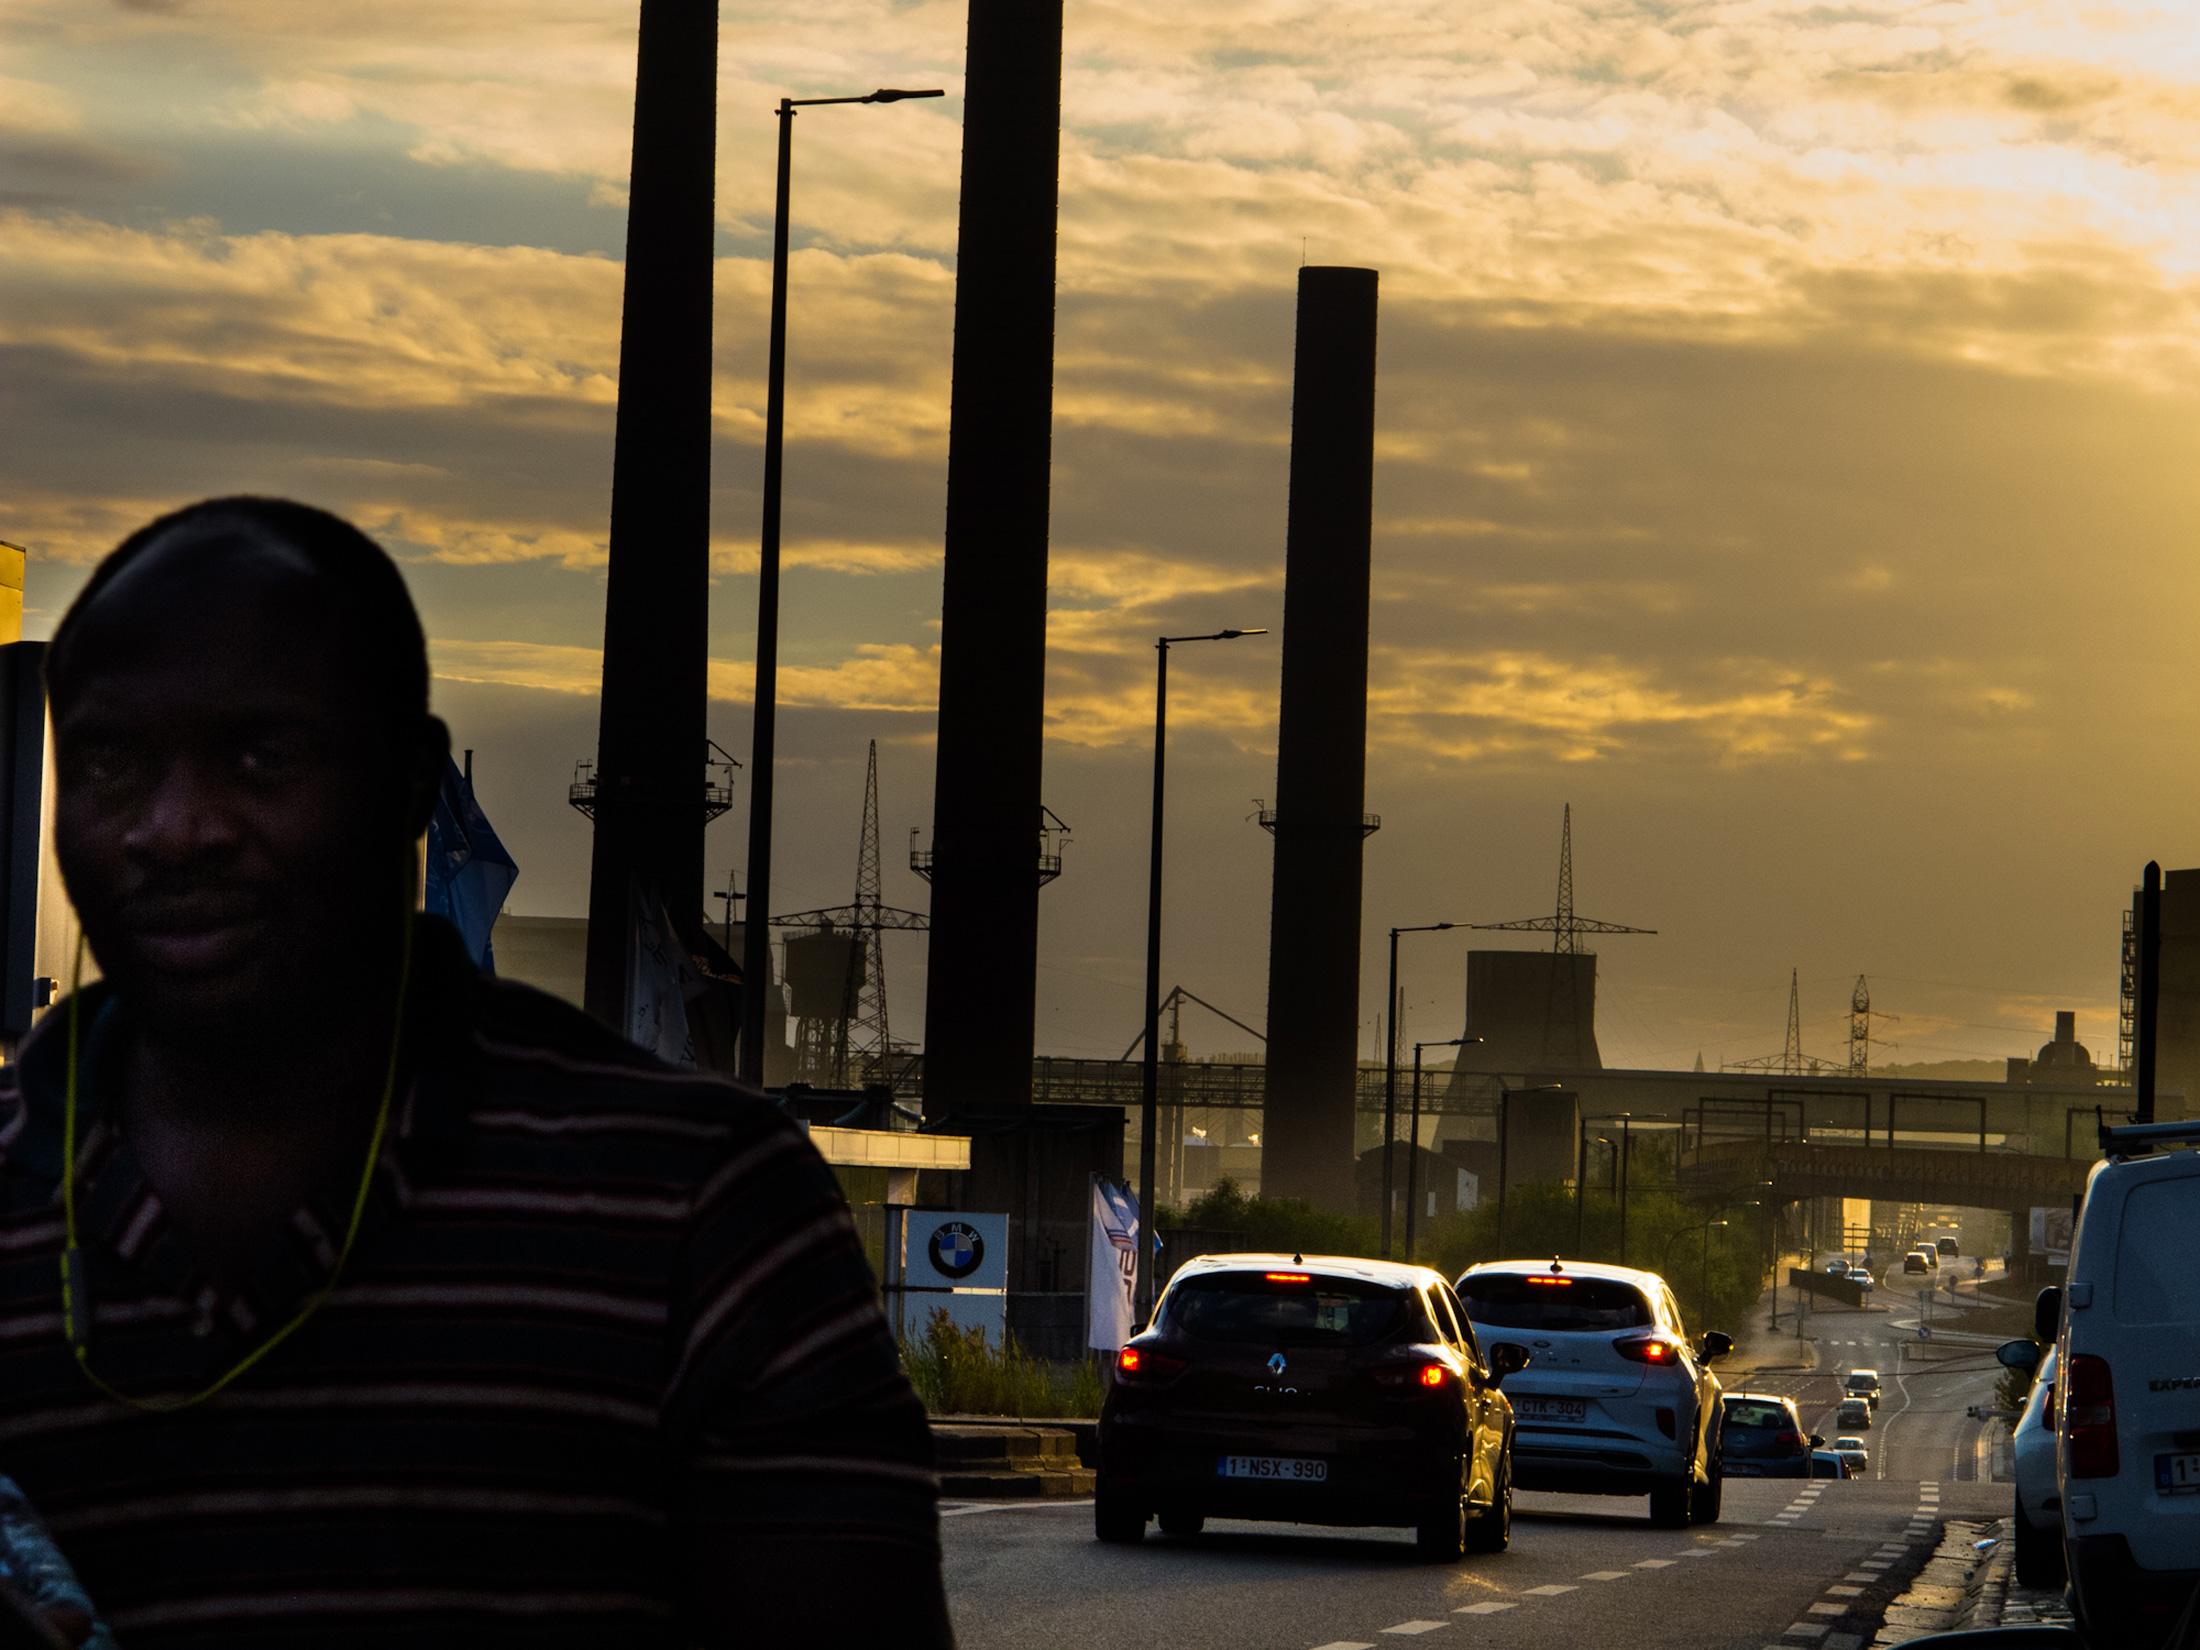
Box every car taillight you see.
[2066,1354,2118,1478]
[1373,1359,1452,1392]
[1116,1346,1187,1383]
[1615,1336,1681,1366]
[1775,1430,1807,1456]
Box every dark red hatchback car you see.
[1095,1255,1527,1559]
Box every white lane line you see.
[1454,1603,1517,1616]
[1311,1643,1376,1649]
[1380,1623,1450,1636]
[1845,1572,1878,1581]
[1523,1585,1577,1596]
[1580,1570,1629,1581]
[1784,1627,1829,1640]
[1732,1532,1764,1540]
[940,1500,1093,1517]
[1824,1586,1864,1597]
[1676,1550,1713,1558]
[1807,1604,1848,1616]
[1633,1559,1677,1569]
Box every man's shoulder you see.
[431,973,804,1170]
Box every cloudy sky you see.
[4,0,2197,1073]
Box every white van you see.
[2008,1119,2200,1647]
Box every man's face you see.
[52,565,420,1034]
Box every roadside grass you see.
[898,1308,1108,1418]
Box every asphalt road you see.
[942,1475,2005,1650]
[944,1293,2015,1650]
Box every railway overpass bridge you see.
[1679,1137,2094,1212]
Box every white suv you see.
[2001,1119,2200,1646]
[1456,1258,1729,1529]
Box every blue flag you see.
[423,756,518,971]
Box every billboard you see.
[2030,1206,2074,1267]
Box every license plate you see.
[1218,1455,1328,1482]
[1515,1397,1589,1424]
[2156,1453,2200,1495]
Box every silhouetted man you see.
[0,498,949,1647]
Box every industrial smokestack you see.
[582,0,720,1027]
[920,0,1065,1117]
[1260,266,1380,1209]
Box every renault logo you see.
[1267,1353,1287,1376]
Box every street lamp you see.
[1404,1037,1477,1262]
[738,85,945,1081]
[1382,923,1457,1258]
[1137,627,1269,1316]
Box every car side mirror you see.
[1699,1331,1733,1360]
[2033,1287,2061,1346]
[1809,1433,1824,1448]
[1996,1338,2043,1374]
[1487,1343,1530,1386]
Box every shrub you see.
[898,1309,1108,1418]
[1161,1176,1381,1259]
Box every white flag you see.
[1087,1176,1139,1352]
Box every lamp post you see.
[1574,1127,1609,1257]
[1382,923,1456,1259]
[1404,1037,1476,1261]
[1138,627,1269,1316]
[738,85,945,1081]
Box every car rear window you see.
[1723,1402,1791,1430]
[1164,1272,1409,1347]
[1458,1273,1654,1331]
[2113,1175,2200,1325]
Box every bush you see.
[897,1309,1108,1418]
[1160,1176,1381,1259]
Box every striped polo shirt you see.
[0,919,942,1646]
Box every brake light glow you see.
[2066,1353,2118,1478]
[1525,1277,1573,1286]
[1265,1273,1312,1284]
[1115,1346,1187,1382]
[1616,1336,1680,1365]
[1774,1430,1807,1456]
[1373,1360,1451,1391]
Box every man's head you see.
[48,498,448,1037]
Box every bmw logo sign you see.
[929,1221,985,1280]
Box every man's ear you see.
[407,716,453,838]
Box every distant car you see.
[1847,1267,1875,1294]
[1825,1258,1849,1274]
[2010,1343,2062,1589]
[1903,1252,1931,1274]
[1096,1255,1523,1558]
[1836,1396,1872,1431]
[1810,1448,1852,1478]
[1718,1393,1815,1480]
[1458,1259,1730,1528]
[1833,1435,1870,1475]
[1844,1369,1882,1409]
[1935,1236,1959,1259]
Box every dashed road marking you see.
[1310,1643,1376,1649]
[1454,1603,1516,1616]
[1633,1559,1676,1569]
[1784,1627,1829,1640]
[1806,1603,1847,1616]
[1523,1585,1577,1596]
[1824,1586,1864,1597]
[1580,1570,1629,1581]
[1380,1622,1450,1636]
[1843,1572,1877,1581]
